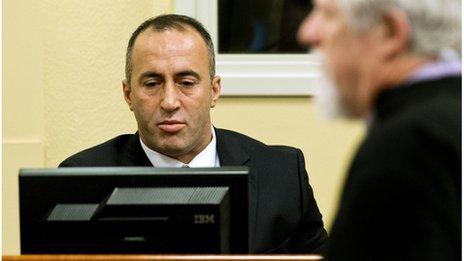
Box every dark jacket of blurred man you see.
[60,14,328,254]
[298,0,460,260]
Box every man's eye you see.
[145,81,161,88]
[179,81,195,88]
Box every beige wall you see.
[4,0,45,254]
[3,0,364,254]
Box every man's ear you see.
[378,9,411,58]
[122,79,133,111]
[210,75,221,108]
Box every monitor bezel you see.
[19,166,249,254]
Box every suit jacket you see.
[60,128,328,254]
[327,76,461,260]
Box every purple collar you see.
[407,60,461,85]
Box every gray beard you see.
[313,52,352,119]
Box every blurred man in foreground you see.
[298,0,460,260]
[60,14,328,253]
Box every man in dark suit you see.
[298,0,460,260]
[60,14,327,253]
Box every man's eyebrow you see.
[176,70,201,80]
[139,71,163,81]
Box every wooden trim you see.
[3,255,323,261]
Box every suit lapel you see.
[216,132,249,167]
[122,132,153,166]
[215,128,258,249]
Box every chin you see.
[159,143,187,155]
[144,136,185,156]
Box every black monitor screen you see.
[19,167,249,254]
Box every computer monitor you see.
[19,167,249,254]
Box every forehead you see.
[132,26,209,61]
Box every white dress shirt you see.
[140,126,220,168]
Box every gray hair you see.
[340,0,461,58]
[125,14,216,85]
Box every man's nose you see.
[297,13,321,48]
[160,82,181,112]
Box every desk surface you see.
[3,255,323,261]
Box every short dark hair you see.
[125,14,215,85]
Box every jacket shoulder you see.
[216,128,302,157]
[59,134,135,167]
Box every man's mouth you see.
[157,120,186,133]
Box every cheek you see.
[132,95,160,120]
[325,51,362,104]
[327,53,356,84]
[185,89,212,120]
[326,35,364,83]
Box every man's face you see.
[298,0,382,117]
[123,27,221,163]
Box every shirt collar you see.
[407,50,461,85]
[139,126,219,168]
